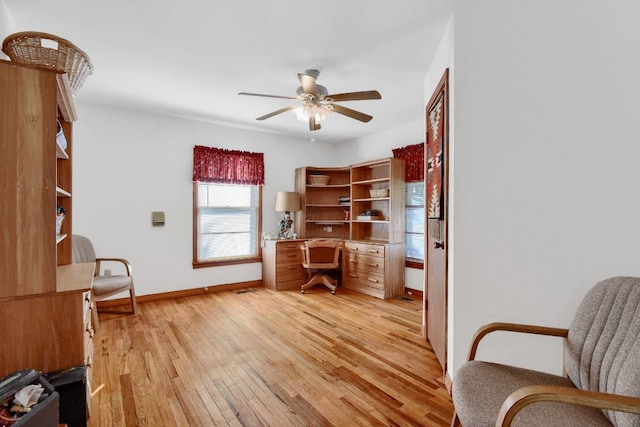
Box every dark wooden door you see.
[424,69,449,374]
[427,220,447,372]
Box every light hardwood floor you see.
[89,286,453,426]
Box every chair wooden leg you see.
[129,287,137,314]
[301,273,338,294]
[450,411,461,427]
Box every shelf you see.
[56,234,68,244]
[307,184,350,188]
[307,220,349,225]
[56,140,69,159]
[351,177,390,185]
[56,187,71,197]
[353,197,390,202]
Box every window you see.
[405,181,425,266]
[193,182,262,267]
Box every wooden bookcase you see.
[0,59,94,416]
[295,166,351,240]
[294,158,406,299]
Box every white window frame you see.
[193,182,262,268]
[405,181,425,267]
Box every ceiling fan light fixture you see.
[302,102,317,119]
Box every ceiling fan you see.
[238,69,381,131]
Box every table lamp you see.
[275,191,300,238]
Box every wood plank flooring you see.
[89,286,453,426]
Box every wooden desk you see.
[261,239,306,290]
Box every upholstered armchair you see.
[451,276,640,427]
[72,235,137,328]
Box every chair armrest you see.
[467,322,569,361]
[95,257,133,276]
[497,384,640,427]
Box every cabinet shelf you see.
[56,141,69,159]
[352,177,390,185]
[56,187,71,197]
[56,233,68,244]
[353,197,390,202]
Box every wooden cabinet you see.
[262,239,306,290]
[0,59,93,417]
[295,167,351,240]
[342,241,405,299]
[294,158,406,299]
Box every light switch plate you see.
[152,211,165,226]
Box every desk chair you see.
[300,239,342,295]
[72,235,137,328]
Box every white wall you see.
[449,0,640,377]
[72,102,340,296]
[335,119,426,291]
[0,0,15,58]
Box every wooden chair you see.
[72,235,137,328]
[300,239,342,295]
[450,276,640,427]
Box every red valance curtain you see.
[392,142,424,182]
[193,145,265,185]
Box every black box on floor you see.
[45,366,86,427]
[0,369,59,427]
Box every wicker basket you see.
[308,175,330,185]
[2,32,94,97]
[369,188,389,198]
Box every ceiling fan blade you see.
[256,105,296,121]
[327,90,382,102]
[298,72,317,95]
[330,104,373,123]
[238,92,297,100]
[309,116,321,131]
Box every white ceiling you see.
[2,0,452,143]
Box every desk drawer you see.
[344,253,385,275]
[344,241,385,258]
[276,263,305,282]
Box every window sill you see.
[193,256,262,269]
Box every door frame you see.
[424,68,450,375]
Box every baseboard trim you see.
[96,280,263,309]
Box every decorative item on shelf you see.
[2,31,94,97]
[369,188,389,198]
[56,119,67,150]
[56,205,66,235]
[357,209,380,221]
[338,196,350,206]
[275,191,300,238]
[307,175,330,186]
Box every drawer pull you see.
[348,274,358,278]
[367,249,379,253]
[367,263,379,267]
[349,260,357,264]
[367,278,379,283]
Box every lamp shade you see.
[275,191,300,212]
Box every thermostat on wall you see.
[152,211,165,226]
